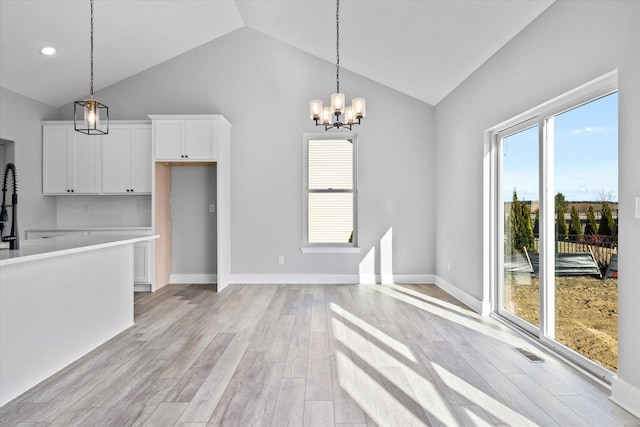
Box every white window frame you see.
[301,132,360,254]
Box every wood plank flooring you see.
[1,283,639,426]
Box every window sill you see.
[300,247,361,254]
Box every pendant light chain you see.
[335,0,340,94]
[90,0,94,98]
[74,0,109,135]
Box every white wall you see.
[57,27,436,281]
[170,165,217,275]
[0,88,58,235]
[56,195,151,228]
[435,0,640,414]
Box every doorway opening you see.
[154,162,217,289]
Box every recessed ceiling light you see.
[40,47,56,56]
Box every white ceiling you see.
[0,0,553,108]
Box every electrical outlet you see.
[209,204,215,213]
[636,197,640,219]
[447,262,451,271]
[279,256,285,265]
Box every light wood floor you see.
[1,283,638,426]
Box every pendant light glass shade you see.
[322,106,332,125]
[310,100,323,120]
[74,98,109,135]
[352,98,366,119]
[330,92,345,114]
[344,106,355,125]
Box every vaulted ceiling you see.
[0,0,553,108]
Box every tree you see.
[598,202,615,236]
[555,193,568,237]
[510,191,535,252]
[533,208,540,237]
[569,205,582,240]
[584,205,598,235]
[520,202,535,251]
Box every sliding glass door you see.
[496,82,618,379]
[551,93,618,372]
[499,122,540,333]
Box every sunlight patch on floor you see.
[431,361,536,425]
[330,302,416,363]
[331,303,457,425]
[365,283,527,348]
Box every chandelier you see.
[74,0,109,135]
[309,0,365,130]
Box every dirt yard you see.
[504,276,617,371]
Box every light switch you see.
[209,204,215,213]
[636,197,640,219]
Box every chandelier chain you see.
[335,0,340,94]
[90,0,94,97]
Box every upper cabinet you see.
[150,115,231,161]
[43,121,152,195]
[43,125,101,194]
[102,124,152,194]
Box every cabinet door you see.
[155,121,184,159]
[102,126,131,193]
[72,132,102,194]
[185,120,215,159]
[134,241,150,283]
[43,126,72,194]
[131,125,152,193]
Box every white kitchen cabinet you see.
[102,124,152,194]
[43,125,101,194]
[152,115,229,161]
[154,120,184,159]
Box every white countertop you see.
[0,234,158,267]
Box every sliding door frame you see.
[488,71,618,383]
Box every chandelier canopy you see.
[74,0,109,135]
[310,0,365,131]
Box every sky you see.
[503,92,618,203]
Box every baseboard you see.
[610,377,640,418]
[392,274,435,284]
[433,275,489,315]
[169,274,217,284]
[133,283,152,292]
[229,273,435,286]
[230,274,359,284]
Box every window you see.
[302,133,358,252]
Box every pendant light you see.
[310,0,365,130]
[74,0,109,135]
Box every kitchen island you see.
[0,234,157,406]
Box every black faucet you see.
[0,162,19,250]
